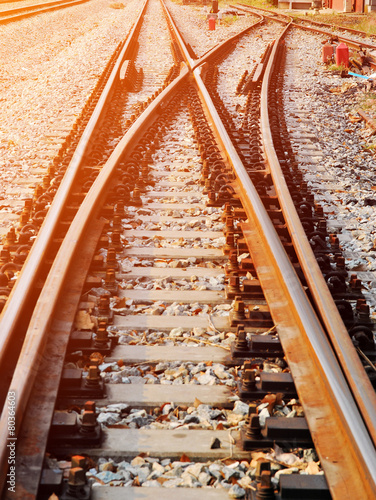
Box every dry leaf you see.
[194,397,203,408]
[349,115,362,123]
[156,414,170,423]
[261,393,284,413]
[180,453,190,462]
[74,310,95,330]
[305,461,321,474]
[157,476,171,484]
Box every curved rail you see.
[0,0,148,406]
[194,61,376,500]
[261,23,376,445]
[235,3,376,50]
[0,0,90,23]
[259,22,376,499]
[1,3,375,498]
[0,68,190,499]
[239,2,376,40]
[0,0,264,398]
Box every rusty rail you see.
[357,109,376,131]
[194,51,376,499]
[235,3,376,51]
[0,0,148,403]
[259,24,376,499]
[0,0,90,23]
[1,3,375,498]
[0,66,190,498]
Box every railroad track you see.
[0,0,90,23]
[0,1,376,499]
[235,3,376,55]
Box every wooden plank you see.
[123,248,225,259]
[123,229,223,239]
[117,289,227,303]
[107,345,232,364]
[98,384,233,407]
[72,429,248,460]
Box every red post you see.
[336,42,349,68]
[208,17,216,30]
[322,43,334,63]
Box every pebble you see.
[0,0,140,234]
[85,448,322,492]
[283,30,376,315]
[166,1,258,57]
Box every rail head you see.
[0,65,190,497]
[260,27,376,498]
[0,0,149,378]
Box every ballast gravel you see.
[282,29,376,315]
[165,0,258,58]
[81,445,321,493]
[0,0,140,235]
[94,396,302,430]
[217,21,286,127]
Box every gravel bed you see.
[49,445,321,494]
[98,358,288,383]
[217,21,286,127]
[150,183,203,192]
[142,195,207,204]
[101,360,239,387]
[95,394,301,429]
[283,29,376,315]
[123,236,226,249]
[108,325,235,346]
[121,0,175,122]
[110,299,232,317]
[121,216,225,231]
[117,274,225,291]
[119,256,224,269]
[0,0,140,234]
[166,0,258,58]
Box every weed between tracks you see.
[293,10,376,34]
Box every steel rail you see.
[0,61,191,498]
[0,0,148,404]
[160,0,194,68]
[1,3,374,497]
[193,60,376,498]
[162,0,266,73]
[0,67,190,499]
[121,1,375,488]
[293,15,376,37]
[0,0,90,22]
[0,0,85,17]
[235,3,376,50]
[237,2,376,38]
[261,25,376,446]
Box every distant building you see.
[278,0,375,13]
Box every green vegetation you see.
[221,14,239,25]
[326,63,345,71]
[293,10,376,35]
[358,92,376,111]
[234,0,276,9]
